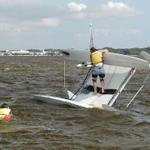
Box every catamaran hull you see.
[34,65,136,110]
[34,94,120,110]
[34,95,93,108]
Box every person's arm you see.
[98,48,109,57]
[101,48,109,53]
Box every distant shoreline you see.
[0,47,149,56]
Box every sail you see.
[73,65,133,95]
[63,49,149,70]
[140,51,150,63]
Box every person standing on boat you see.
[90,47,108,94]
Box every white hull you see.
[34,94,114,109]
[34,95,90,108]
[34,65,135,110]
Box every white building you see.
[5,49,31,56]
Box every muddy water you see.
[0,56,150,150]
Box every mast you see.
[70,24,94,99]
[63,59,66,88]
[89,23,94,49]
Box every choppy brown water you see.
[0,56,150,150]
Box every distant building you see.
[44,49,63,56]
[0,50,5,56]
[28,49,44,56]
[5,49,31,56]
[0,48,69,56]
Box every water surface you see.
[0,56,150,150]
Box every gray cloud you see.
[88,1,141,19]
[0,1,141,27]
[67,2,87,12]
[0,0,143,49]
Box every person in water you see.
[90,47,108,94]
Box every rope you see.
[126,71,150,109]
[105,65,117,89]
[70,67,92,100]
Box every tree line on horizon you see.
[106,47,150,55]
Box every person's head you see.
[90,47,97,53]
[0,103,9,108]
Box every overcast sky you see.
[0,0,149,50]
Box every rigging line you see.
[70,23,95,100]
[108,68,136,106]
[70,24,94,99]
[105,65,117,88]
[126,71,150,109]
[143,71,150,84]
[70,67,92,100]
[126,85,144,109]
[63,59,66,88]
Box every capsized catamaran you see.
[34,26,149,110]
[34,57,148,110]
